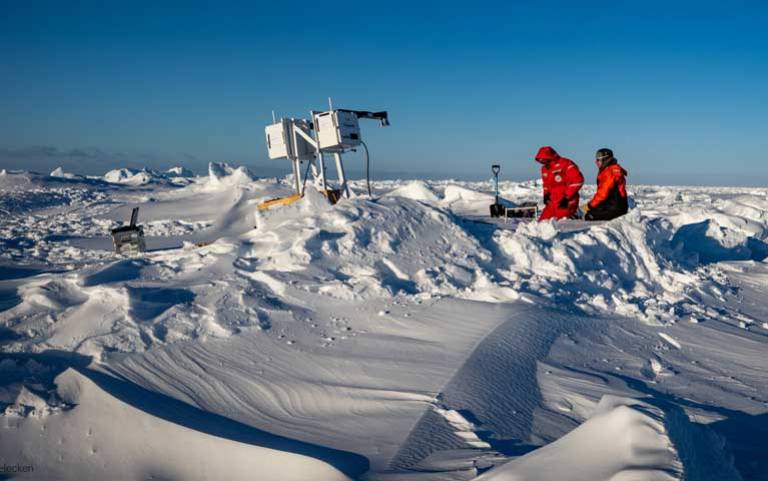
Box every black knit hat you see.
[596,148,613,161]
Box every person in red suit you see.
[535,146,584,221]
[583,148,629,221]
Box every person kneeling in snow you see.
[583,148,629,221]
[535,146,584,221]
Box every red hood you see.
[535,146,560,163]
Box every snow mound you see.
[669,195,768,263]
[0,368,351,481]
[442,184,493,205]
[493,211,720,323]
[474,395,740,481]
[49,166,81,179]
[166,166,194,177]
[500,178,542,199]
[385,180,440,202]
[248,193,490,299]
[103,168,153,185]
[207,162,256,187]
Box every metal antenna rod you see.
[328,96,333,110]
[129,207,140,227]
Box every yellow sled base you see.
[257,189,342,211]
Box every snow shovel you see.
[489,164,505,217]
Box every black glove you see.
[543,193,551,205]
[558,196,570,209]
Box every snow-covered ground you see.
[0,164,766,480]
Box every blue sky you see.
[1,1,766,185]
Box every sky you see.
[1,1,767,185]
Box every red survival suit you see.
[536,146,584,221]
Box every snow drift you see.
[0,367,350,481]
[474,395,741,481]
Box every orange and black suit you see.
[586,159,628,221]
